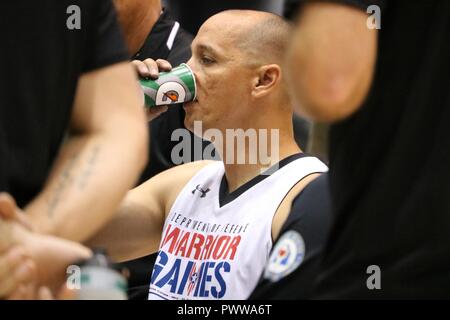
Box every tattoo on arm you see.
[47,154,79,218]
[78,144,101,190]
[46,144,101,218]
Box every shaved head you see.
[205,10,293,66]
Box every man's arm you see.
[25,62,148,242]
[286,2,378,122]
[87,160,213,262]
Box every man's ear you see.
[252,64,282,99]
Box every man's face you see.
[184,16,256,134]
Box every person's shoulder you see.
[130,160,218,215]
[284,173,332,234]
[170,159,218,174]
[146,160,218,195]
[147,160,216,183]
[176,160,218,176]
[156,160,219,215]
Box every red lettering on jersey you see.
[212,236,231,260]
[175,231,191,257]
[223,235,241,260]
[186,233,205,259]
[201,235,215,260]
[161,224,180,253]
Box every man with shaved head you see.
[88,10,327,300]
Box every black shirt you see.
[296,0,450,298]
[0,0,128,207]
[133,9,209,182]
[249,174,332,299]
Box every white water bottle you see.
[75,249,128,300]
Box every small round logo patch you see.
[264,230,305,282]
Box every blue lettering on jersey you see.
[151,251,231,298]
[211,261,230,298]
[177,260,194,295]
[150,250,168,284]
[154,258,181,293]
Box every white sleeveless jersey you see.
[148,154,328,300]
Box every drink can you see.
[140,63,196,107]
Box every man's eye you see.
[200,56,215,65]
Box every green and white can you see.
[140,63,196,107]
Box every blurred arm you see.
[286,2,378,122]
[25,62,148,242]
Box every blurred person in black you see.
[286,0,450,298]
[0,0,148,298]
[114,0,207,181]
[113,0,209,299]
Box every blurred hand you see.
[0,245,36,299]
[132,58,172,121]
[0,228,91,300]
[0,193,37,299]
[0,193,91,300]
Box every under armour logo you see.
[192,184,210,198]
